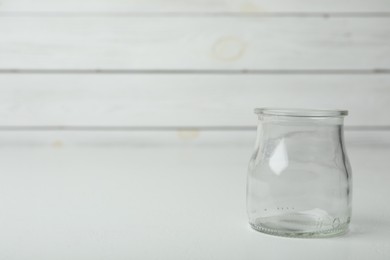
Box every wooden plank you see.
[0,0,390,13]
[0,74,388,127]
[0,17,389,71]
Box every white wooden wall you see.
[0,0,389,129]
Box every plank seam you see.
[1,12,390,18]
[1,69,390,75]
[0,126,388,131]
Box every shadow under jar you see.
[247,108,352,238]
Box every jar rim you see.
[254,107,348,117]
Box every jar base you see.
[249,212,349,238]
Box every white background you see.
[0,0,389,259]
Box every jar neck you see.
[258,115,345,126]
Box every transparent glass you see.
[247,108,352,238]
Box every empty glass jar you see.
[247,108,352,237]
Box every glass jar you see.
[247,108,352,238]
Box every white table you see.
[0,131,389,259]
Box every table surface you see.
[0,131,389,260]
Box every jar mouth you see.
[254,108,348,117]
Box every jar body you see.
[247,109,352,237]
